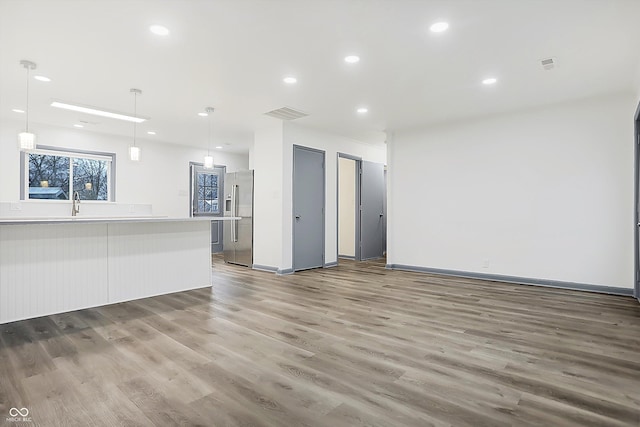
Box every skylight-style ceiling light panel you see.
[51,100,149,123]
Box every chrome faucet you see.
[72,191,80,216]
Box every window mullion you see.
[68,156,74,198]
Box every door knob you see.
[295,215,301,220]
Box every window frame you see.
[20,145,116,202]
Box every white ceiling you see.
[1,0,639,153]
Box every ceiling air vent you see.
[264,106,309,120]
[540,57,557,70]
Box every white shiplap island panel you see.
[107,221,210,304]
[0,223,109,324]
[0,217,224,324]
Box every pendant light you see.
[129,88,142,161]
[203,107,215,169]
[18,60,37,150]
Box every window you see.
[191,164,224,216]
[22,147,115,201]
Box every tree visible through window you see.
[26,149,113,201]
[73,158,108,200]
[28,154,70,199]
[197,172,219,213]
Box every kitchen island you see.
[0,216,238,324]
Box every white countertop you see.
[0,216,242,225]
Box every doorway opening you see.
[338,156,359,260]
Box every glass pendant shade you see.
[203,106,215,169]
[18,132,36,150]
[129,145,141,162]
[129,89,142,162]
[203,155,214,169]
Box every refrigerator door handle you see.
[233,184,239,242]
[231,184,236,242]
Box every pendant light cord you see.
[208,112,212,156]
[25,64,30,133]
[133,91,137,147]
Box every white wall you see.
[338,157,356,257]
[0,120,248,217]
[388,92,636,289]
[252,117,285,270]
[284,122,386,269]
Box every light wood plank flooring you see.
[1,257,639,426]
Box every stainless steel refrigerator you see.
[223,170,254,266]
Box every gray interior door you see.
[210,166,225,253]
[191,164,225,253]
[360,161,385,260]
[293,145,325,271]
[383,167,387,255]
[635,108,640,301]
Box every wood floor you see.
[1,257,639,426]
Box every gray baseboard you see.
[385,264,633,297]
[252,264,278,273]
[338,255,355,260]
[277,268,294,275]
[324,261,338,268]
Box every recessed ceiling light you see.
[147,131,156,135]
[215,146,223,149]
[73,124,84,128]
[150,25,170,36]
[12,108,25,113]
[356,107,368,114]
[34,75,51,82]
[283,76,297,84]
[430,22,449,33]
[198,112,208,117]
[482,77,498,85]
[344,55,360,64]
